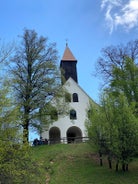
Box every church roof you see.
[61,44,77,61]
[64,77,97,106]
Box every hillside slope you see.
[32,143,138,184]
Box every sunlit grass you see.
[31,143,138,184]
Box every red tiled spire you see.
[61,44,77,61]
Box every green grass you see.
[31,143,138,184]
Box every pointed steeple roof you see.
[60,44,78,83]
[61,44,77,61]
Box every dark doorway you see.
[66,126,82,143]
[49,127,61,144]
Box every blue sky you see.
[1,0,138,140]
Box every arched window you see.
[70,109,77,119]
[65,92,71,102]
[73,93,78,102]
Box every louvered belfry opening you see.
[60,44,78,84]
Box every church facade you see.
[41,45,95,143]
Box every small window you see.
[65,92,71,102]
[73,93,79,102]
[70,109,77,120]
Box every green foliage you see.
[111,57,138,115]
[114,94,138,163]
[10,29,62,142]
[65,92,71,102]
[31,143,138,184]
[86,104,107,153]
[0,86,42,183]
[39,90,69,134]
[0,143,42,184]
[86,93,138,171]
[94,42,138,171]
[0,86,20,142]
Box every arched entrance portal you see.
[49,127,61,144]
[66,126,82,143]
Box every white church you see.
[41,44,96,144]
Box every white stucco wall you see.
[41,77,91,141]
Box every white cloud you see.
[101,0,138,33]
[104,5,114,33]
[101,0,121,9]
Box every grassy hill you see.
[31,143,138,184]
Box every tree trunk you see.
[23,119,29,143]
[126,164,128,171]
[23,106,30,143]
[108,159,112,169]
[99,151,103,166]
[115,161,119,171]
[122,163,126,171]
[108,155,112,169]
[108,153,112,169]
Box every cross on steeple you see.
[66,39,68,47]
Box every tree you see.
[0,39,43,183]
[86,92,138,171]
[0,86,42,183]
[96,42,138,113]
[0,40,15,86]
[112,94,138,171]
[100,93,118,169]
[96,39,138,85]
[95,41,138,155]
[0,40,14,64]
[89,39,138,171]
[110,57,138,115]
[86,103,107,166]
[86,95,118,169]
[10,29,62,143]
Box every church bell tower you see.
[60,44,78,84]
